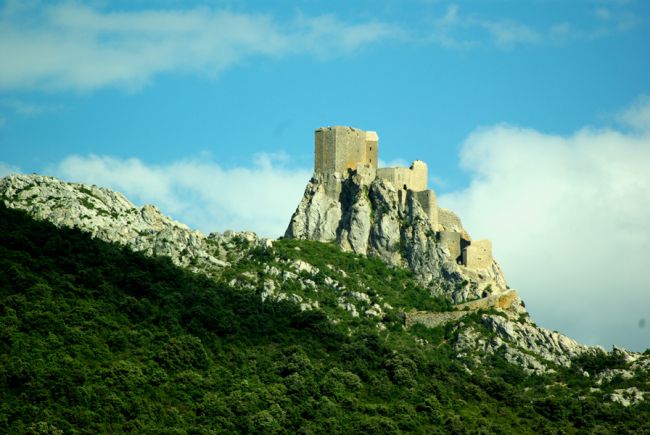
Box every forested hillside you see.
[1,204,648,433]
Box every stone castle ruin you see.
[312,126,493,270]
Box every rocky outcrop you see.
[285,170,510,304]
[454,314,596,374]
[0,174,271,274]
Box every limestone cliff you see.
[285,171,509,304]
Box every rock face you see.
[285,171,508,304]
[0,174,270,274]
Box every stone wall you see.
[376,160,428,192]
[405,290,521,329]
[376,167,412,191]
[413,190,438,228]
[409,160,427,191]
[365,131,378,170]
[438,208,471,241]
[405,310,468,329]
[463,239,493,269]
[438,231,461,262]
[314,126,378,175]
[455,289,518,311]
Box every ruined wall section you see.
[438,208,471,241]
[413,190,438,229]
[463,239,493,269]
[376,167,412,191]
[376,160,428,192]
[365,131,378,170]
[438,231,461,262]
[408,160,428,191]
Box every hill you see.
[1,198,649,432]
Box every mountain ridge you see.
[2,174,645,365]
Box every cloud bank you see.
[0,2,394,91]
[440,116,650,351]
[49,154,311,238]
[618,94,650,132]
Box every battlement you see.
[314,126,378,176]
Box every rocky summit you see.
[284,171,510,305]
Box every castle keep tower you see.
[314,126,378,175]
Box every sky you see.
[1,0,649,351]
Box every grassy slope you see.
[0,204,647,434]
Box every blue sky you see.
[1,0,650,351]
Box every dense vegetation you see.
[1,204,648,433]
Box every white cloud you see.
[0,1,640,89]
[429,5,540,49]
[617,95,650,132]
[440,122,650,351]
[594,7,612,20]
[427,5,478,49]
[479,19,540,48]
[0,161,21,176]
[49,153,311,238]
[427,3,638,49]
[0,98,61,116]
[0,2,394,91]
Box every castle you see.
[313,126,493,269]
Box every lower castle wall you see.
[438,231,461,261]
[405,310,468,329]
[377,167,412,190]
[413,190,438,228]
[463,239,493,269]
[376,160,428,193]
[438,208,462,232]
